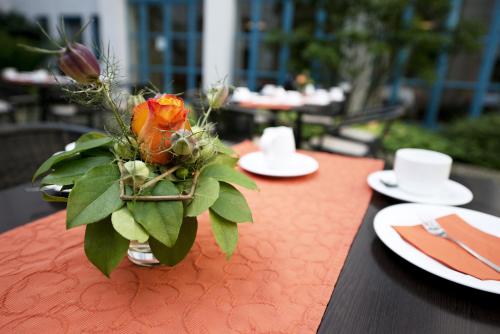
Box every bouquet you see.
[25,25,256,277]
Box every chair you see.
[309,105,405,157]
[0,80,38,123]
[0,123,97,189]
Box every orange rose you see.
[131,94,190,165]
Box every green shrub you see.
[0,12,47,71]
[381,113,500,170]
[442,114,500,169]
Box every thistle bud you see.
[113,136,137,160]
[172,138,193,156]
[171,129,195,156]
[123,160,149,186]
[58,43,100,83]
[207,85,229,109]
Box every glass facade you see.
[128,0,203,93]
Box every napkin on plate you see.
[393,214,500,281]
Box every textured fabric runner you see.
[0,142,383,333]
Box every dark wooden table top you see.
[1,171,499,333]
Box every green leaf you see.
[111,207,149,243]
[201,164,257,190]
[128,180,183,247]
[41,155,113,186]
[66,164,123,229]
[33,136,112,181]
[185,177,219,217]
[210,182,253,223]
[42,192,68,203]
[76,131,108,144]
[204,154,239,169]
[214,138,236,155]
[149,216,198,266]
[209,209,238,258]
[84,216,129,277]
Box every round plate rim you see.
[373,203,500,294]
[367,170,473,206]
[239,151,318,177]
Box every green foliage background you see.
[379,114,500,170]
[0,12,48,70]
[268,0,483,88]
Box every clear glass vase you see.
[127,241,161,266]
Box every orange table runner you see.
[0,142,383,333]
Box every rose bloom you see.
[131,94,190,165]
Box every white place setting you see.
[374,203,500,294]
[367,148,473,206]
[239,126,319,177]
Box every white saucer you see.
[239,152,318,177]
[374,203,500,294]
[367,170,473,206]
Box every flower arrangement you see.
[26,25,256,276]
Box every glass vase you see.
[127,241,160,266]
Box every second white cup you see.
[394,148,452,195]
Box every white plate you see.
[239,151,318,177]
[368,170,473,206]
[374,203,500,294]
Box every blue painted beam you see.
[277,0,294,85]
[247,0,262,91]
[162,2,173,91]
[186,0,198,91]
[390,3,414,104]
[425,0,462,128]
[469,0,500,118]
[311,7,326,82]
[138,3,149,83]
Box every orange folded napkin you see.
[393,214,500,281]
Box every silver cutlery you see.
[420,216,500,273]
[380,176,398,188]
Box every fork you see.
[420,215,500,273]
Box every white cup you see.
[260,127,296,169]
[394,148,452,195]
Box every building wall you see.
[2,0,130,82]
[1,0,237,89]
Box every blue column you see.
[311,8,326,82]
[162,2,173,91]
[425,0,462,128]
[469,0,500,118]
[138,3,149,84]
[186,0,198,91]
[277,0,294,85]
[390,4,414,104]
[247,0,262,91]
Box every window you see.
[62,16,83,43]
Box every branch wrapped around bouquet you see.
[27,24,257,277]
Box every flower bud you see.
[58,43,100,83]
[175,167,189,180]
[123,160,149,186]
[207,85,229,109]
[113,137,137,160]
[172,138,193,156]
[198,141,216,161]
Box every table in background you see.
[224,101,344,148]
[0,173,499,333]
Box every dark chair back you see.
[331,105,405,137]
[0,123,97,189]
[320,104,405,157]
